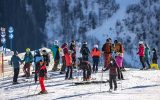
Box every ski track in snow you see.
[0,67,160,100]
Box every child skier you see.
[38,60,48,94]
[103,57,118,91]
[65,50,73,80]
[11,51,22,84]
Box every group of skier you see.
[11,48,49,94]
[137,41,158,70]
[10,38,158,94]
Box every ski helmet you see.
[26,48,30,52]
[83,41,87,45]
[94,44,98,48]
[54,40,59,45]
[139,41,143,44]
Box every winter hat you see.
[114,40,118,44]
[94,44,98,48]
[61,43,68,48]
[139,41,143,44]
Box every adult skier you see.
[34,50,43,83]
[90,44,101,73]
[11,51,22,84]
[102,38,112,68]
[152,48,158,64]
[70,40,76,68]
[60,43,68,74]
[144,44,151,69]
[114,40,124,80]
[137,41,146,70]
[42,49,50,67]
[22,48,33,78]
[51,40,60,71]
[65,50,73,80]
[80,42,90,61]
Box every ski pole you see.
[100,69,103,92]
[34,82,39,95]
[120,68,122,90]
[27,77,33,94]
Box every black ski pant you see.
[13,68,19,83]
[52,59,60,71]
[60,56,66,72]
[140,56,146,69]
[117,67,124,80]
[83,68,91,81]
[109,75,117,90]
[35,63,40,83]
[82,55,89,61]
[65,66,73,79]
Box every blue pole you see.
[10,39,12,50]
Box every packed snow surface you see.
[0,67,160,100]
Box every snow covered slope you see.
[0,67,160,100]
[86,0,160,67]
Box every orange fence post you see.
[2,53,4,79]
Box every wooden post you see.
[2,53,4,79]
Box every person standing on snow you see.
[65,50,73,80]
[114,40,124,80]
[80,42,90,61]
[42,49,50,78]
[22,48,33,78]
[51,40,60,71]
[137,41,146,70]
[70,40,76,68]
[11,51,23,84]
[34,50,44,83]
[90,44,101,73]
[102,57,118,91]
[60,43,68,74]
[38,60,48,94]
[152,48,158,64]
[42,49,50,67]
[102,38,112,68]
[144,43,151,69]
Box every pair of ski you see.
[29,91,55,96]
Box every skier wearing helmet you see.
[51,40,60,71]
[90,44,101,73]
[22,48,33,78]
[80,42,90,61]
[137,41,146,70]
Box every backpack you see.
[82,47,89,55]
[105,43,111,54]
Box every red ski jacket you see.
[65,53,72,66]
[137,44,145,57]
